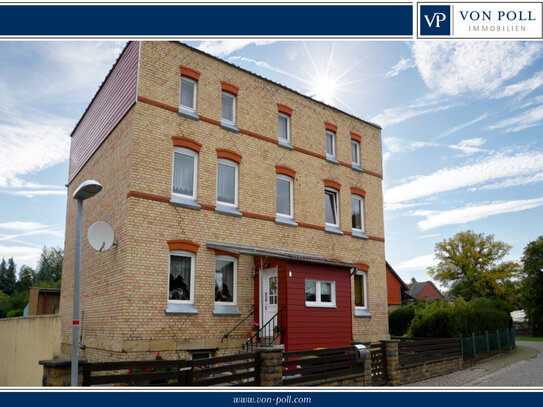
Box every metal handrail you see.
[244,305,286,351]
[221,308,255,341]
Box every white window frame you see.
[326,130,336,158]
[214,255,238,306]
[305,279,336,308]
[351,140,360,166]
[354,270,368,310]
[180,76,197,112]
[351,194,365,233]
[325,187,340,228]
[221,91,236,125]
[168,250,196,305]
[216,158,239,208]
[276,174,294,219]
[172,147,198,201]
[278,112,290,142]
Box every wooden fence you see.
[82,352,260,386]
[398,338,462,368]
[282,346,363,386]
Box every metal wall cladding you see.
[68,41,139,182]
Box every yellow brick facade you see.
[60,41,388,362]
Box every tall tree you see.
[0,258,6,294]
[35,247,63,284]
[428,230,522,308]
[16,265,36,293]
[4,258,16,295]
[521,236,543,335]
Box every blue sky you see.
[1,40,543,285]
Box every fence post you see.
[472,333,476,359]
[496,329,501,350]
[259,346,284,386]
[381,340,401,386]
[485,331,489,355]
[459,333,464,361]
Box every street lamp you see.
[71,180,102,386]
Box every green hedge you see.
[408,299,511,338]
[389,304,417,336]
[6,309,23,318]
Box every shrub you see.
[388,302,426,336]
[408,298,511,338]
[6,309,23,318]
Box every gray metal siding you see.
[68,41,139,182]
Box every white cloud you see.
[385,150,543,205]
[471,172,543,191]
[0,189,67,198]
[436,112,491,140]
[495,70,543,99]
[411,42,542,97]
[414,198,543,231]
[0,222,53,231]
[418,233,441,239]
[0,245,43,268]
[386,57,416,78]
[448,137,487,155]
[198,40,276,57]
[372,99,453,128]
[395,254,436,271]
[383,137,438,153]
[485,104,543,133]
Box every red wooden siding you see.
[284,261,352,351]
[386,265,403,305]
[68,41,140,182]
[416,283,445,300]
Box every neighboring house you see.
[407,280,445,301]
[385,262,412,312]
[59,41,387,362]
[27,287,60,316]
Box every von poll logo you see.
[420,5,451,36]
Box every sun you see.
[310,74,339,105]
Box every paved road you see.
[466,341,543,386]
[405,342,541,387]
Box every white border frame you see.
[278,112,291,143]
[325,130,336,158]
[351,194,365,233]
[221,91,236,125]
[276,174,294,218]
[214,255,238,306]
[325,187,340,228]
[180,76,197,112]
[168,250,196,305]
[351,139,360,166]
[217,158,239,208]
[305,279,337,308]
[354,270,368,311]
[172,147,198,201]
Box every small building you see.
[385,262,412,312]
[407,280,445,301]
[27,287,60,316]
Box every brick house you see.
[59,41,388,362]
[407,280,446,301]
[26,287,61,316]
[386,262,412,312]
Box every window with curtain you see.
[305,279,336,307]
[355,272,367,309]
[180,77,196,111]
[172,148,197,200]
[217,159,237,206]
[326,130,335,157]
[276,175,293,217]
[169,253,194,302]
[278,113,290,141]
[215,257,236,303]
[351,140,360,165]
[221,91,236,124]
[351,195,364,232]
[325,188,339,226]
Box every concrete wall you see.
[0,315,61,386]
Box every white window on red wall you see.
[305,279,336,308]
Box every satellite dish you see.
[88,221,116,252]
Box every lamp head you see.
[73,180,102,201]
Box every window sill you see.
[351,163,364,173]
[324,225,344,235]
[178,107,200,121]
[166,303,198,314]
[215,205,242,217]
[170,196,201,210]
[278,139,293,150]
[213,304,241,315]
[352,230,369,240]
[354,308,372,318]
[326,155,339,165]
[305,302,337,309]
[220,120,239,133]
[275,216,298,227]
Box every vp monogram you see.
[424,12,447,28]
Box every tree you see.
[16,265,36,293]
[428,230,522,308]
[35,247,63,284]
[520,236,543,335]
[0,257,16,295]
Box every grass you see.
[517,337,543,342]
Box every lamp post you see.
[71,180,102,386]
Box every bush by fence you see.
[408,299,511,338]
[389,304,417,336]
